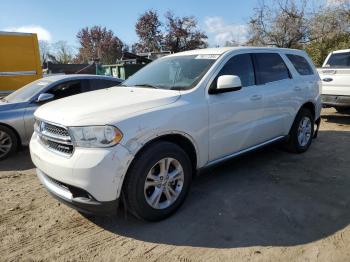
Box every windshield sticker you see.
[195,54,220,60]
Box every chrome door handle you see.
[322,78,333,82]
[250,94,262,101]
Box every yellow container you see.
[0,32,42,95]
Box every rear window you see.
[253,53,291,85]
[286,54,314,75]
[325,52,350,68]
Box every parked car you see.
[0,74,121,160]
[30,47,321,221]
[318,49,350,113]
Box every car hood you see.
[0,101,27,112]
[35,87,181,126]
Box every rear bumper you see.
[37,169,118,215]
[322,95,350,107]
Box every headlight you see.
[69,125,123,148]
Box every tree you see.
[50,41,74,64]
[39,40,50,64]
[305,2,350,66]
[163,12,208,52]
[133,10,163,53]
[247,0,309,48]
[76,26,124,64]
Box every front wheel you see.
[286,108,314,153]
[123,141,192,221]
[0,125,18,160]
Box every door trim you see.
[204,135,286,167]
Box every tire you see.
[335,107,350,114]
[123,141,192,221]
[286,108,314,153]
[0,125,18,160]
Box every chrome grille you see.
[43,122,70,137]
[36,120,74,156]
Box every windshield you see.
[325,52,350,68]
[4,78,53,103]
[122,55,218,90]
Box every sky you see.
[0,0,334,50]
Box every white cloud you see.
[2,25,52,41]
[204,16,248,47]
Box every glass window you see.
[49,80,84,100]
[211,54,255,89]
[4,78,54,103]
[325,52,350,68]
[122,55,217,90]
[254,53,291,84]
[286,54,314,75]
[89,79,120,90]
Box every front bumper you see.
[30,132,134,205]
[37,169,118,215]
[322,95,350,107]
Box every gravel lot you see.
[1,108,350,262]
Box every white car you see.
[30,47,321,221]
[318,49,350,113]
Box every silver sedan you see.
[0,74,121,160]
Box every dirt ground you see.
[1,108,350,262]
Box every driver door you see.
[208,53,265,162]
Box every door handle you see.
[250,94,262,101]
[294,86,302,91]
[322,77,333,82]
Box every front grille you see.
[36,120,74,156]
[43,122,70,137]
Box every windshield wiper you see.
[134,84,159,89]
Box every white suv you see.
[30,47,321,221]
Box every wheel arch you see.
[128,132,199,172]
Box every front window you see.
[4,79,53,103]
[122,55,218,90]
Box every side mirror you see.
[210,75,242,94]
[36,93,54,103]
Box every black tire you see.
[286,108,314,153]
[123,141,192,221]
[335,107,350,114]
[0,125,18,160]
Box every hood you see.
[0,101,27,112]
[34,87,181,126]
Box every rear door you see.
[252,52,295,139]
[320,51,350,96]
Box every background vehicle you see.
[318,49,350,113]
[0,32,42,96]
[0,74,121,160]
[30,47,321,221]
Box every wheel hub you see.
[144,157,184,210]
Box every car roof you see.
[168,46,307,57]
[41,74,122,82]
[331,49,350,54]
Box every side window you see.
[89,79,120,90]
[254,53,291,85]
[48,80,84,100]
[286,54,314,75]
[211,54,255,89]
